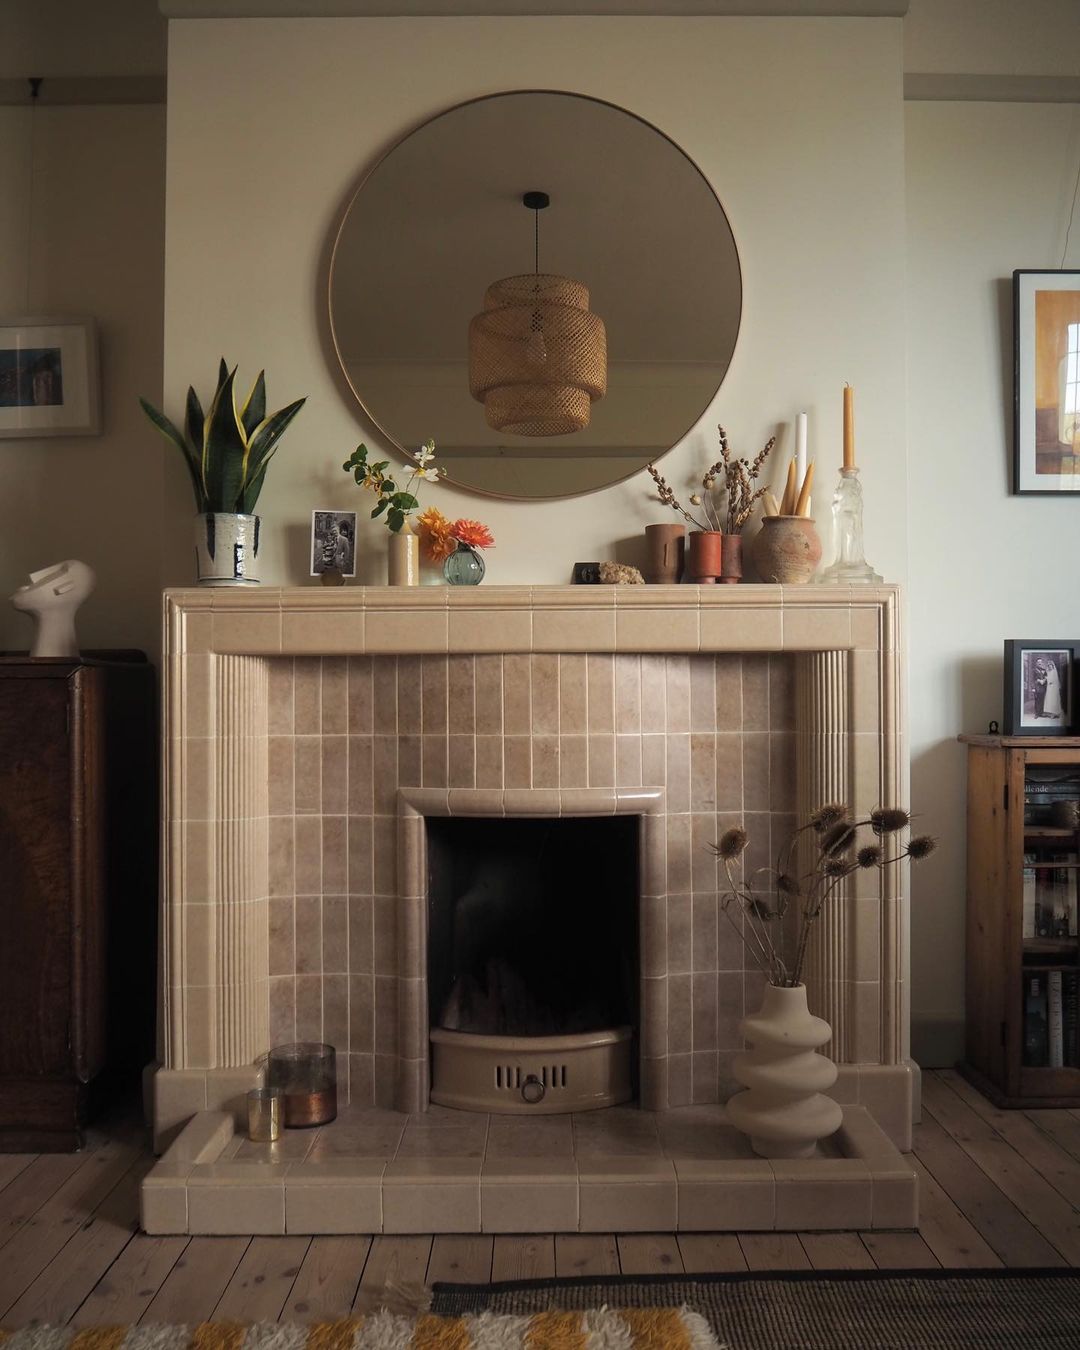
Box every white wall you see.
[161,15,909,590]
[905,98,1080,1063]
[0,104,166,658]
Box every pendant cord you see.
[1061,138,1080,268]
[534,206,539,275]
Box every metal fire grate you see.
[430,1026,632,1114]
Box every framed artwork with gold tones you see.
[1014,270,1080,494]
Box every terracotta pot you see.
[644,523,685,584]
[387,526,420,586]
[686,530,722,583]
[726,983,843,1159]
[751,515,823,584]
[720,533,743,585]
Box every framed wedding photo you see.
[1003,640,1079,736]
[0,317,101,438]
[310,509,357,578]
[1013,270,1080,494]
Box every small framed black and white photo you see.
[310,510,357,578]
[1004,640,1078,736]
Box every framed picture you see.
[1014,270,1080,494]
[0,317,100,438]
[1004,640,1078,736]
[310,510,357,578]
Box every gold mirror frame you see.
[327,90,742,502]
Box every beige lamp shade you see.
[468,272,607,436]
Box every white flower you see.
[420,467,440,482]
[413,441,436,466]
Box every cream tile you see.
[578,1159,676,1232]
[485,1116,574,1158]
[559,735,588,788]
[349,974,375,1052]
[674,1159,775,1231]
[641,894,668,978]
[668,1053,693,1106]
[286,1161,385,1234]
[268,736,294,817]
[295,973,324,1041]
[294,816,322,895]
[688,658,716,732]
[382,1159,481,1233]
[294,737,321,814]
[587,735,614,788]
[182,738,215,822]
[559,655,588,733]
[533,608,615,653]
[187,1173,286,1235]
[212,610,282,656]
[446,655,476,735]
[365,610,448,654]
[503,654,532,734]
[639,1058,669,1112]
[322,815,348,893]
[617,607,699,652]
[782,605,852,651]
[482,1172,578,1233]
[448,608,532,653]
[701,607,783,653]
[505,736,531,788]
[475,735,504,789]
[771,1158,873,1229]
[322,659,349,732]
[140,1178,188,1235]
[398,733,422,789]
[871,1166,919,1229]
[183,904,214,988]
[268,659,295,734]
[531,735,560,789]
[282,611,364,655]
[322,736,349,814]
[531,654,560,734]
[348,817,374,897]
[668,974,692,1055]
[640,976,668,1059]
[474,657,503,735]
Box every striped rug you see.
[0,1309,721,1350]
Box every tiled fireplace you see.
[147,584,913,1235]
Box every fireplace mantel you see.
[156,583,910,1152]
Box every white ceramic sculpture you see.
[726,983,844,1159]
[10,560,96,658]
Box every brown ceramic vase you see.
[686,530,723,583]
[720,533,743,584]
[751,515,822,584]
[644,523,686,583]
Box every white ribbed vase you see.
[726,983,843,1159]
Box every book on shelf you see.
[1024,852,1037,938]
[1066,971,1080,1069]
[1049,969,1065,1067]
[1030,856,1078,940]
[1024,973,1049,1067]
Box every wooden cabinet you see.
[960,734,1080,1106]
[0,654,156,1150]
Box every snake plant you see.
[141,359,305,515]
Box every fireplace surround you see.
[153,583,910,1155]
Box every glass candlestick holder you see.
[818,466,882,584]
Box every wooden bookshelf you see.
[958,735,1080,1107]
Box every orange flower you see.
[417,506,456,562]
[452,518,495,549]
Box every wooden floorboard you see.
[10,1069,1080,1323]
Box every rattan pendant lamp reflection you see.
[468,191,607,436]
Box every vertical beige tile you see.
[268,658,294,735]
[668,973,692,1054]
[691,814,721,894]
[396,656,422,730]
[422,735,448,788]
[641,894,667,977]
[474,656,503,735]
[421,657,448,734]
[350,974,375,1051]
[322,814,348,893]
[641,733,666,789]
[348,816,374,897]
[640,655,666,734]
[448,734,476,788]
[504,736,531,789]
[295,895,323,975]
[719,974,746,1047]
[667,816,692,897]
[321,735,348,815]
[322,659,348,734]
[347,656,373,733]
[503,654,532,734]
[559,735,587,788]
[769,733,796,813]
[665,734,691,814]
[641,975,668,1058]
[615,735,642,788]
[294,657,322,734]
[476,735,504,789]
[268,815,295,898]
[294,816,322,895]
[372,658,398,733]
[586,654,615,733]
[349,894,374,973]
[373,893,396,976]
[323,973,349,1051]
[268,736,294,817]
[374,975,398,1056]
[349,1053,375,1105]
[715,656,742,730]
[294,737,322,815]
[373,737,398,814]
[692,893,718,973]
[769,655,796,730]
[689,657,716,733]
[296,975,323,1040]
[689,734,717,810]
[182,738,215,822]
[715,734,744,812]
[692,972,719,1051]
[523,654,556,735]
[533,736,560,789]
[668,892,692,973]
[668,1052,692,1107]
[692,1051,719,1104]
[397,734,422,789]
[269,897,294,976]
[349,735,374,816]
[447,655,476,735]
[587,735,614,788]
[614,657,641,733]
[741,655,771,732]
[372,816,397,896]
[322,895,349,973]
[665,657,690,732]
[743,733,771,811]
[559,655,587,733]
[269,975,296,1045]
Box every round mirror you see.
[329,91,741,500]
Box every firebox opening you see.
[426,815,639,1045]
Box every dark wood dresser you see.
[0,653,157,1150]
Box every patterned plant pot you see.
[194,513,260,586]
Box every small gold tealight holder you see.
[247,1086,283,1143]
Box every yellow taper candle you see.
[843,384,855,469]
[779,457,797,516]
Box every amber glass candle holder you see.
[268,1042,337,1127]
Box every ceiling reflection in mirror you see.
[329,91,742,500]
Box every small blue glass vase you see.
[443,542,485,585]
